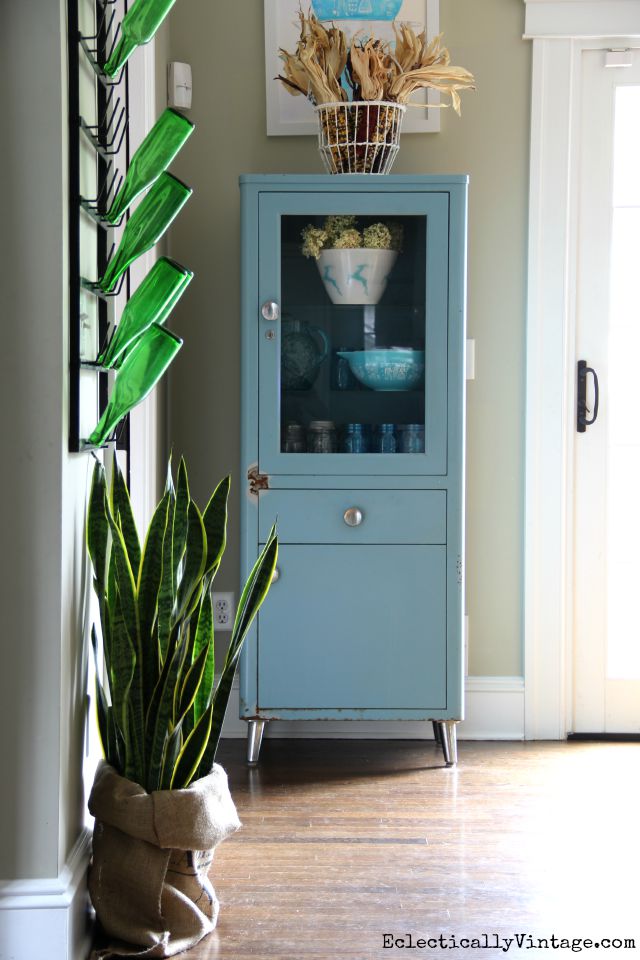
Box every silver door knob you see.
[261,300,280,322]
[271,567,280,583]
[343,507,364,527]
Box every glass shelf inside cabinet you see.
[280,214,426,455]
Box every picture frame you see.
[264,0,441,136]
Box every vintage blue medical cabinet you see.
[239,174,468,765]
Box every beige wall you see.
[166,0,530,677]
[0,0,88,879]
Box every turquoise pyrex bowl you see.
[337,349,424,391]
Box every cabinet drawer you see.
[258,489,445,544]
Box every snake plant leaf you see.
[105,504,138,641]
[229,525,278,657]
[105,703,121,772]
[87,456,277,791]
[104,509,145,773]
[192,592,214,723]
[91,624,117,772]
[145,637,182,791]
[170,702,213,789]
[124,700,142,783]
[137,490,171,697]
[157,495,176,666]
[197,529,278,778]
[202,475,230,577]
[172,458,190,595]
[176,639,211,725]
[101,602,113,694]
[112,457,142,577]
[109,590,138,762]
[159,719,183,790]
[87,461,109,601]
[91,622,111,702]
[165,454,175,497]
[95,674,110,760]
[175,500,207,621]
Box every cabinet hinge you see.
[248,464,270,496]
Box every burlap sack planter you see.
[88,761,241,959]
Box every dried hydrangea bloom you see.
[333,228,363,249]
[323,215,358,245]
[363,223,392,250]
[301,225,328,259]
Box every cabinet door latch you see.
[248,464,270,496]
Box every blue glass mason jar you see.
[398,423,425,453]
[373,423,397,453]
[340,423,369,453]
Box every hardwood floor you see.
[189,740,639,959]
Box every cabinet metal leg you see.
[440,720,458,767]
[247,719,266,766]
[432,720,442,746]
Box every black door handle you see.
[577,360,599,433]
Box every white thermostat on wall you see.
[168,61,192,110]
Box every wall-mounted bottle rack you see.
[68,0,131,454]
[69,0,190,455]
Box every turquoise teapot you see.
[281,318,329,391]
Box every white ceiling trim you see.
[524,0,640,39]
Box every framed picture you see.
[264,0,440,136]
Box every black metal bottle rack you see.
[68,0,131,454]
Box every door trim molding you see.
[523,1,640,738]
[524,0,640,40]
[127,41,161,528]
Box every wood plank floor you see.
[189,740,640,959]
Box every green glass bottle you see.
[99,172,192,293]
[104,0,177,78]
[98,257,193,368]
[87,324,183,446]
[106,109,194,225]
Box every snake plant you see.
[87,456,277,792]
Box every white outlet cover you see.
[212,591,234,632]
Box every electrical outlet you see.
[213,592,234,631]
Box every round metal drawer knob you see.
[343,507,364,527]
[261,300,280,322]
[271,567,280,583]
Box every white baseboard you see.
[221,676,525,741]
[0,828,93,960]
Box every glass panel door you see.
[573,50,640,733]
[258,191,449,476]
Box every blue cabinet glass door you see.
[256,191,450,476]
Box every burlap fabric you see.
[88,761,241,958]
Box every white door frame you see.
[127,41,163,528]
[523,0,640,738]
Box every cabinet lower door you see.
[257,543,447,711]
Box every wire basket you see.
[315,101,406,175]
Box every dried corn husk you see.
[277,10,347,104]
[393,23,426,71]
[348,41,387,101]
[389,64,475,114]
[276,11,475,114]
